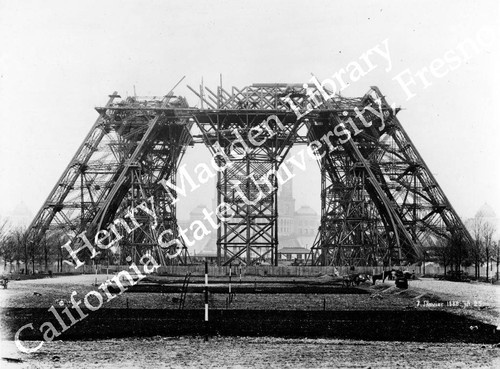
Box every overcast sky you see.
[0,0,499,225]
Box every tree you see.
[10,227,29,274]
[45,229,67,273]
[0,217,8,242]
[449,231,469,274]
[470,216,485,279]
[433,237,452,276]
[495,240,500,281]
[0,225,30,274]
[0,217,10,270]
[0,234,16,271]
[483,222,496,281]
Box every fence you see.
[2,261,498,280]
[97,264,414,277]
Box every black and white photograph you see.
[0,0,499,367]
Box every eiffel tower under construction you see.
[25,81,472,268]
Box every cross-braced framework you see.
[25,92,194,266]
[307,87,471,266]
[25,82,472,268]
[191,110,301,266]
[189,84,309,265]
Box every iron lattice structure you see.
[25,92,195,266]
[25,83,472,267]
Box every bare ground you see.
[1,274,499,368]
[1,275,498,325]
[1,337,499,369]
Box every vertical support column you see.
[216,114,222,267]
[194,111,295,267]
[271,159,279,267]
[216,181,222,266]
[245,156,252,265]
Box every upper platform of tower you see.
[94,84,392,116]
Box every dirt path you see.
[1,337,499,368]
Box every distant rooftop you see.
[296,205,318,216]
[475,203,497,218]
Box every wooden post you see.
[204,260,209,341]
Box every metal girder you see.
[192,108,302,266]
[26,93,194,266]
[308,86,472,266]
[26,83,472,270]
